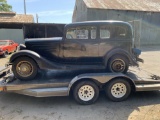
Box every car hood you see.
[0,45,6,48]
[25,37,63,53]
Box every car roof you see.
[65,20,131,28]
[0,40,12,42]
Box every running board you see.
[12,87,69,97]
[136,84,160,91]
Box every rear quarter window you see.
[100,25,128,39]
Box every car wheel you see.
[73,81,99,105]
[12,57,38,81]
[107,55,129,73]
[3,51,8,58]
[105,79,131,102]
[14,47,17,52]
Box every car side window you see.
[100,26,110,39]
[115,26,127,38]
[9,42,12,45]
[66,28,77,39]
[91,27,96,39]
[66,26,96,40]
[66,27,89,39]
[76,27,88,39]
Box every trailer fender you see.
[68,73,136,95]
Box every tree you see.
[0,0,12,12]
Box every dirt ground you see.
[0,46,160,120]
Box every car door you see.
[62,26,99,64]
[9,41,14,52]
[98,24,132,60]
[6,41,12,53]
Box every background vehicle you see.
[0,40,19,57]
[9,21,142,80]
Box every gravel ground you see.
[0,46,160,120]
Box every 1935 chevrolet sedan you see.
[9,21,143,80]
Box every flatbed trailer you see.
[0,67,160,105]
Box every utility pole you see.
[36,14,39,23]
[24,0,26,14]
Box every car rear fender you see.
[104,48,138,66]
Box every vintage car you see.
[0,40,19,57]
[9,21,143,80]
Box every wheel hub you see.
[111,83,127,98]
[112,59,125,72]
[16,61,33,77]
[78,85,95,101]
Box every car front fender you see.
[9,50,66,70]
[9,50,41,63]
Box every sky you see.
[7,0,76,23]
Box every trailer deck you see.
[0,67,160,99]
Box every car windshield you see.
[0,41,8,45]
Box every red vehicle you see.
[0,40,19,57]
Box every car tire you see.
[105,79,131,102]
[12,57,38,81]
[73,81,99,105]
[14,47,17,52]
[107,55,129,73]
[3,51,8,58]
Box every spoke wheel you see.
[12,57,38,81]
[73,81,99,105]
[16,61,34,77]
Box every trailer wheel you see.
[73,81,99,105]
[12,57,38,81]
[105,79,131,102]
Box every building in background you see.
[73,0,160,45]
[0,12,34,44]
[0,12,65,44]
[0,12,34,23]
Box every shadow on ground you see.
[0,90,159,120]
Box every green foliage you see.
[0,0,12,12]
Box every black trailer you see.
[0,67,160,105]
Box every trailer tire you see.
[12,57,38,81]
[73,81,99,105]
[105,78,131,102]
